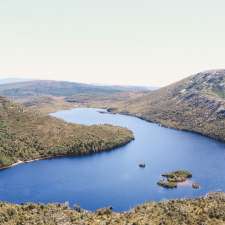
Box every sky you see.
[0,0,225,87]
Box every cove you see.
[0,108,225,211]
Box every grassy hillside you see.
[0,193,224,225]
[0,97,133,168]
[113,70,225,142]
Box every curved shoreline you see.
[0,107,224,214]
[108,109,225,143]
[0,138,134,171]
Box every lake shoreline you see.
[0,192,224,225]
[42,104,225,143]
[1,108,224,212]
[0,137,134,171]
[107,108,225,144]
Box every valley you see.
[0,70,225,224]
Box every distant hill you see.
[113,70,225,142]
[0,80,148,97]
[0,80,149,113]
[0,97,133,168]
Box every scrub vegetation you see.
[113,70,225,142]
[0,193,224,225]
[0,97,134,168]
[0,71,225,224]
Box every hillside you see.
[0,80,149,113]
[113,70,225,142]
[0,97,133,168]
[0,192,224,225]
[0,80,149,97]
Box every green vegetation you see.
[157,180,177,189]
[0,97,134,168]
[0,193,224,225]
[162,170,192,182]
[113,70,225,143]
[0,73,224,224]
[157,170,192,189]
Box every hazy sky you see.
[0,0,225,86]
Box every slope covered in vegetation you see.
[0,193,224,225]
[0,80,149,113]
[114,70,225,142]
[0,97,133,168]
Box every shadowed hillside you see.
[113,70,225,142]
[0,97,133,168]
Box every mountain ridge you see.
[112,69,225,142]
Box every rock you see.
[139,163,146,168]
[96,207,113,215]
[73,204,81,212]
[216,106,225,118]
[192,182,200,189]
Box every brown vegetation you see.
[113,70,225,142]
[157,170,192,189]
[0,193,224,225]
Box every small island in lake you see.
[157,170,192,189]
[138,163,146,168]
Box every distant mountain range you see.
[0,79,151,97]
[0,79,151,113]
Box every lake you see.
[0,108,225,211]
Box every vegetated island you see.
[157,170,192,189]
[0,192,224,225]
[0,96,134,169]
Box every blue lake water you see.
[0,108,225,211]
